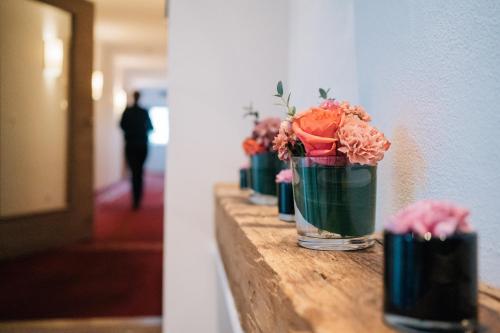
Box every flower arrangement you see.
[385,200,473,238]
[383,200,477,331]
[242,103,281,156]
[272,82,391,165]
[241,103,284,205]
[272,81,391,250]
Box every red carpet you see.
[0,174,163,320]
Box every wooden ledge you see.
[214,184,500,333]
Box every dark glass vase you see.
[291,156,376,250]
[249,152,283,205]
[277,182,294,222]
[384,231,478,332]
[239,168,249,189]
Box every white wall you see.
[165,0,289,332]
[288,0,358,109]
[93,44,125,191]
[354,0,500,286]
[287,0,500,286]
[0,0,71,216]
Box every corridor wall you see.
[93,44,124,191]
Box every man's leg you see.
[126,144,141,209]
[134,145,148,208]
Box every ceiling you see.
[89,0,168,88]
[90,0,167,50]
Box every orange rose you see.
[292,107,344,156]
[242,138,265,156]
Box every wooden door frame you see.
[0,0,94,259]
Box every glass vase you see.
[384,231,478,332]
[291,156,376,250]
[277,182,294,222]
[249,152,283,205]
[239,167,249,189]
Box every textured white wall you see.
[165,0,289,332]
[289,0,500,286]
[353,0,500,286]
[288,0,358,110]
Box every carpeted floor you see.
[0,174,164,320]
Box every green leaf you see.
[319,88,327,99]
[276,81,283,97]
[286,92,291,106]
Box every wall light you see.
[92,71,104,101]
[113,88,127,115]
[44,38,64,78]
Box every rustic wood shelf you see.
[214,184,500,333]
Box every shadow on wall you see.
[391,125,427,210]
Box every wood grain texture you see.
[215,184,500,333]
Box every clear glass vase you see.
[291,156,376,250]
[249,152,283,206]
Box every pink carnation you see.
[320,99,372,122]
[275,169,293,183]
[337,117,390,165]
[272,120,296,161]
[253,117,281,150]
[338,101,372,122]
[385,200,473,238]
[319,99,341,110]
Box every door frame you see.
[0,0,94,258]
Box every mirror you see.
[0,0,72,217]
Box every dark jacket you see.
[120,104,153,145]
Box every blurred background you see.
[0,0,166,332]
[1,0,499,333]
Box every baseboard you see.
[213,241,244,333]
[0,316,162,333]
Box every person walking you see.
[120,91,153,210]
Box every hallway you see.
[0,174,163,320]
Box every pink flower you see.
[272,120,296,160]
[253,117,281,151]
[337,117,390,165]
[320,99,372,122]
[319,99,340,110]
[275,169,293,183]
[385,200,473,238]
[338,101,372,122]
